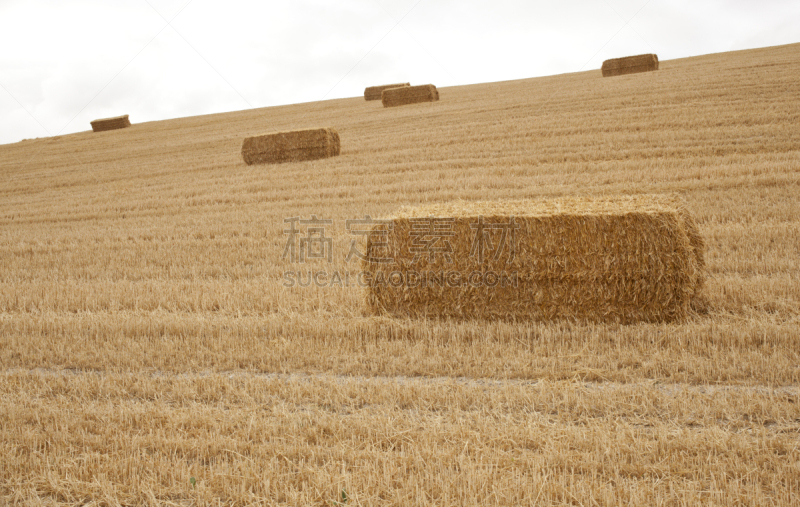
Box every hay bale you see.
[90,115,131,132]
[241,127,340,165]
[381,84,439,108]
[602,54,659,77]
[362,195,705,323]
[364,83,410,101]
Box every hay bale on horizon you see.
[382,84,439,108]
[362,195,705,323]
[241,127,340,165]
[602,54,659,77]
[90,115,131,132]
[364,83,410,101]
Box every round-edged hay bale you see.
[381,84,439,108]
[362,195,705,323]
[90,115,131,132]
[601,54,659,77]
[241,127,340,165]
[364,83,410,101]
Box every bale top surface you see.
[602,54,658,69]
[246,127,328,138]
[386,194,684,220]
[90,115,130,123]
[365,83,410,92]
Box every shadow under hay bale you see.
[241,127,340,165]
[602,54,659,77]
[364,83,410,101]
[363,195,705,323]
[90,115,131,132]
[382,84,439,108]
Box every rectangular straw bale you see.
[382,84,439,108]
[241,127,340,165]
[362,195,705,323]
[364,83,410,101]
[602,54,659,77]
[90,115,131,132]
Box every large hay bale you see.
[382,84,439,108]
[241,127,340,165]
[362,195,705,323]
[364,83,410,101]
[90,115,131,132]
[602,54,659,77]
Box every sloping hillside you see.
[1,43,799,505]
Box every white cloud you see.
[0,0,798,144]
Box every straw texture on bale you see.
[241,127,340,165]
[602,54,659,77]
[90,115,131,132]
[364,83,410,101]
[382,84,439,108]
[363,195,705,323]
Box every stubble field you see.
[1,43,799,505]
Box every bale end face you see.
[382,84,439,108]
[601,54,659,77]
[364,83,410,101]
[362,195,705,323]
[241,127,340,165]
[90,115,131,132]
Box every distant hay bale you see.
[362,195,705,323]
[90,115,131,132]
[241,127,340,165]
[364,83,410,101]
[602,54,659,77]
[382,84,439,108]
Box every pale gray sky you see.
[0,0,798,145]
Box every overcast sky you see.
[0,0,798,145]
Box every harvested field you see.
[602,53,659,77]
[89,114,131,132]
[364,195,705,322]
[2,370,798,505]
[382,83,439,107]
[241,127,340,165]
[364,82,410,101]
[1,42,799,505]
